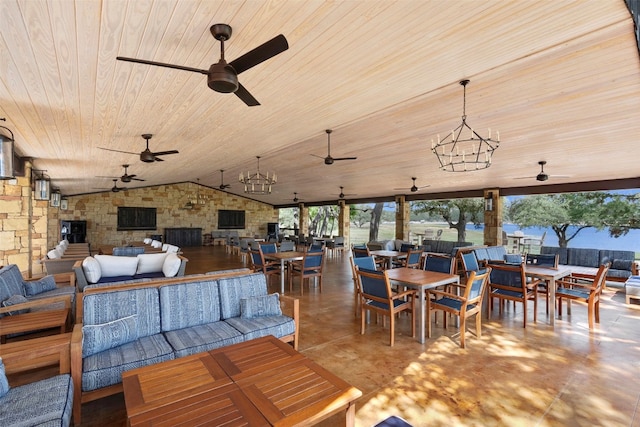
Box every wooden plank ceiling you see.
[0,0,639,207]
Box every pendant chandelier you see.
[239,156,277,194]
[431,79,500,172]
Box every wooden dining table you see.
[263,251,306,294]
[523,265,572,327]
[369,250,407,270]
[386,267,460,344]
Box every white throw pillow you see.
[95,254,138,278]
[162,244,169,252]
[82,257,102,283]
[151,240,162,248]
[136,253,168,274]
[56,244,65,254]
[162,253,182,277]
[166,245,179,254]
[59,240,69,249]
[47,249,61,259]
[143,238,152,244]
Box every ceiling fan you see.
[116,23,288,106]
[217,170,231,190]
[394,177,430,193]
[99,134,179,163]
[515,161,570,182]
[292,192,304,203]
[311,130,358,165]
[94,179,126,193]
[337,186,356,199]
[97,164,145,183]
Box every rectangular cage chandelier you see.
[431,80,500,172]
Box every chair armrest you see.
[70,324,84,422]
[279,295,299,350]
[428,288,464,302]
[556,278,596,290]
[0,333,72,377]
[392,289,417,300]
[0,294,72,315]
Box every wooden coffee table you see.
[123,336,362,426]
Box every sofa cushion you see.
[82,257,102,283]
[47,249,61,259]
[136,253,168,275]
[83,287,161,338]
[0,373,73,427]
[95,254,138,278]
[163,322,244,358]
[0,358,8,397]
[81,333,173,392]
[611,259,633,270]
[541,246,568,265]
[224,315,296,342]
[82,314,139,357]
[23,275,57,296]
[567,248,600,268]
[159,280,221,331]
[112,246,145,257]
[240,293,282,319]
[218,273,269,320]
[162,253,182,277]
[2,294,29,315]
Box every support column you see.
[338,200,350,248]
[298,203,309,237]
[483,189,502,246]
[395,195,410,241]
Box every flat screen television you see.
[117,207,157,230]
[218,209,245,229]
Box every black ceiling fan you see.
[218,169,231,190]
[99,134,179,163]
[94,179,126,193]
[116,24,288,106]
[292,192,304,203]
[97,164,145,183]
[311,130,358,165]
[515,161,570,182]
[337,186,356,199]
[394,177,430,193]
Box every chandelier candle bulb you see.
[488,128,491,138]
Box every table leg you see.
[418,286,426,344]
[345,401,357,427]
[280,259,286,294]
[549,277,556,327]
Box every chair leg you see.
[361,307,366,335]
[475,312,482,339]
[427,304,432,338]
[459,316,466,348]
[389,312,395,346]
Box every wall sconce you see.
[485,192,494,211]
[60,198,68,210]
[0,119,15,179]
[33,170,51,201]
[50,188,61,207]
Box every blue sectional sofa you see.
[541,246,638,281]
[70,270,299,422]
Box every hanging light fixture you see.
[239,156,277,194]
[33,169,51,200]
[431,79,500,172]
[0,118,15,180]
[50,187,61,207]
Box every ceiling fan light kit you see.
[432,79,500,172]
[239,156,277,194]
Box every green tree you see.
[412,198,483,242]
[350,205,370,228]
[506,192,639,248]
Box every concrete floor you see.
[76,245,640,426]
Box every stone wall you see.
[53,182,278,249]
[0,162,48,277]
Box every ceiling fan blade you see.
[150,150,179,156]
[131,177,145,182]
[310,154,325,159]
[96,175,119,179]
[332,157,358,161]
[234,83,260,106]
[513,176,535,180]
[153,157,164,162]
[229,34,288,75]
[98,147,138,155]
[116,56,209,75]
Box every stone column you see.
[298,203,309,237]
[483,188,502,246]
[338,200,350,247]
[395,195,410,241]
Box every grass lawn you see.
[349,222,485,246]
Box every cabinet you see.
[164,228,202,247]
[61,220,86,243]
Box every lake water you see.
[468,223,640,252]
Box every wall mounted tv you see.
[117,207,157,231]
[218,209,245,229]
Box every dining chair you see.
[352,247,370,258]
[397,248,422,269]
[349,255,379,317]
[356,268,416,346]
[424,253,455,274]
[486,263,540,328]
[248,247,280,284]
[289,248,325,295]
[426,268,491,348]
[555,263,609,329]
[279,240,295,252]
[459,251,486,281]
[259,242,278,254]
[525,253,559,313]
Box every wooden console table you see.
[123,336,362,426]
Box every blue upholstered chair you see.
[289,249,325,295]
[278,240,295,252]
[459,251,486,282]
[424,253,455,274]
[525,253,559,312]
[556,263,609,329]
[356,268,416,346]
[396,248,423,269]
[426,268,492,348]
[259,242,277,254]
[248,247,280,284]
[349,255,379,317]
[487,263,540,328]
